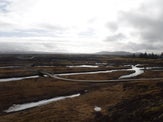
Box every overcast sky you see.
[0,0,163,53]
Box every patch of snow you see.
[4,93,80,113]
[94,106,102,112]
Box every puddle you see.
[4,93,80,113]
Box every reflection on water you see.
[0,64,162,82]
[67,65,99,68]
[57,69,124,76]
[4,93,80,113]
[0,76,39,82]
[119,65,144,79]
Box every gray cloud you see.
[120,9,163,43]
[0,42,33,52]
[0,41,65,53]
[0,0,10,12]
[0,21,13,28]
[1,0,163,53]
[107,22,119,32]
[105,33,126,42]
[122,42,163,51]
[105,0,163,52]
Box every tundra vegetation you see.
[0,54,162,122]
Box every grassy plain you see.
[0,54,162,122]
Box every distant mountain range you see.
[0,50,140,56]
[96,51,140,56]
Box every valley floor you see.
[0,54,162,122]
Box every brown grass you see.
[0,55,163,122]
[0,79,162,122]
[0,82,124,122]
[0,77,91,112]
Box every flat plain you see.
[0,54,162,122]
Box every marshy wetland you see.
[0,54,163,122]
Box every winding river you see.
[0,65,163,83]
